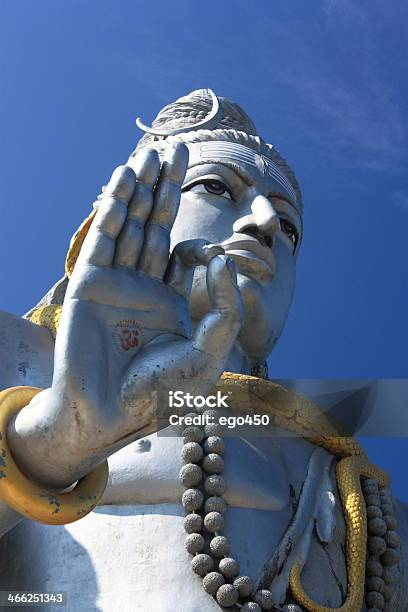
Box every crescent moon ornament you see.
[135,89,221,137]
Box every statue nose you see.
[252,195,280,236]
[233,195,280,243]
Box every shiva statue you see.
[0,89,407,611]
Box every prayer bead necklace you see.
[179,408,401,611]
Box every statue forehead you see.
[184,141,299,208]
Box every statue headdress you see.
[133,88,303,213]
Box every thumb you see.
[193,255,244,358]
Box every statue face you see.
[169,141,302,364]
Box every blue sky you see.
[1,1,407,497]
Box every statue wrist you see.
[1,387,108,524]
[6,386,92,489]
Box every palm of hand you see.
[67,263,191,347]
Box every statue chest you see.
[0,500,349,611]
[101,432,296,511]
[0,417,350,610]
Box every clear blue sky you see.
[1,1,407,497]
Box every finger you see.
[114,149,160,267]
[76,166,136,267]
[165,240,224,298]
[193,255,244,357]
[138,143,189,279]
[90,185,106,211]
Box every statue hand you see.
[8,144,243,488]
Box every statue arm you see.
[0,148,243,520]
[0,309,55,537]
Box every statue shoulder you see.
[0,310,54,389]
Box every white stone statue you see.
[0,89,406,611]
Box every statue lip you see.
[221,233,275,279]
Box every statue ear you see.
[65,209,97,278]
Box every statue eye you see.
[185,179,232,200]
[280,218,299,251]
[203,180,231,197]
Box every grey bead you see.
[191,553,214,577]
[363,484,379,497]
[202,453,224,474]
[179,463,203,487]
[364,478,379,487]
[383,514,397,530]
[241,603,262,612]
[381,503,393,515]
[185,533,205,554]
[204,495,227,514]
[182,442,204,464]
[254,589,274,610]
[365,591,385,609]
[204,436,225,455]
[216,583,239,607]
[381,547,400,566]
[204,474,226,495]
[182,488,204,512]
[385,530,400,549]
[383,584,394,601]
[233,575,254,597]
[282,606,303,612]
[204,511,224,533]
[366,576,385,594]
[202,571,225,595]
[366,557,383,577]
[366,494,381,506]
[366,506,383,520]
[382,565,400,585]
[219,557,240,578]
[204,422,223,437]
[202,410,222,435]
[182,426,204,444]
[368,518,387,537]
[184,513,203,534]
[210,535,230,558]
[368,536,387,556]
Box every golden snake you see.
[25,212,391,611]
